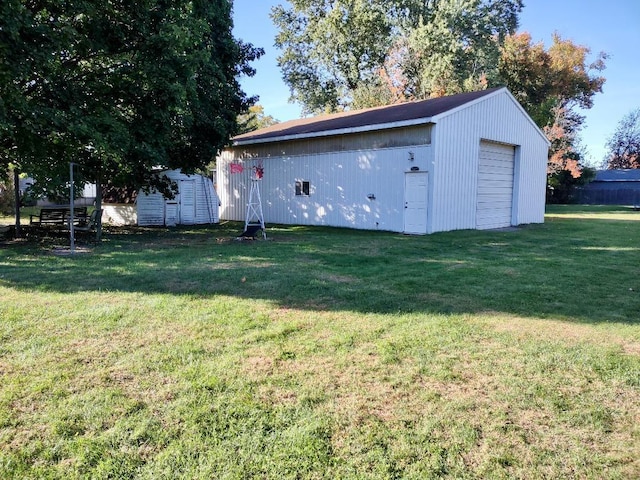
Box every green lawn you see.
[1,206,639,479]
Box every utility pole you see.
[70,162,75,254]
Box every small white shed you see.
[137,169,219,226]
[217,87,549,234]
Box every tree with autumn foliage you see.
[272,3,606,200]
[498,32,606,191]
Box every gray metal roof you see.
[233,87,504,145]
[594,169,640,182]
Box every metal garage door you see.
[476,141,515,230]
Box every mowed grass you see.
[1,206,639,479]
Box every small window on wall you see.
[295,180,310,196]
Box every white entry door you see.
[180,180,196,224]
[404,172,428,234]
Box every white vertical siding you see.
[165,170,219,225]
[218,89,547,234]
[179,180,196,224]
[137,170,219,226]
[193,175,219,224]
[430,92,547,233]
[137,192,165,226]
[218,145,432,232]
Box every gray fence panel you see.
[575,188,640,205]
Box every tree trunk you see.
[13,167,21,238]
[95,174,103,242]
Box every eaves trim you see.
[232,117,435,146]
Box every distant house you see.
[216,87,549,234]
[27,180,97,207]
[576,169,640,205]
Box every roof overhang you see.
[229,87,550,148]
[232,117,435,147]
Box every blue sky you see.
[232,0,640,167]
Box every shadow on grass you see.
[1,215,639,325]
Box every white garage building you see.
[217,87,549,234]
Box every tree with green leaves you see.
[605,109,640,169]
[273,2,605,197]
[272,0,395,114]
[237,105,279,134]
[1,0,262,239]
[272,0,523,114]
[400,0,521,99]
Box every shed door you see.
[180,180,196,224]
[476,141,515,230]
[404,172,428,234]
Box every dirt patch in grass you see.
[623,343,640,356]
[486,315,640,355]
[247,346,432,427]
[243,354,276,378]
[239,322,640,477]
